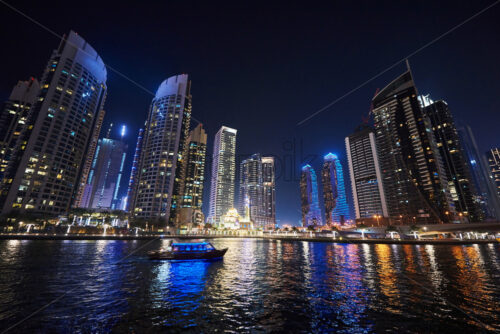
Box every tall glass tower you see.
[79,130,127,210]
[457,124,500,219]
[422,97,483,222]
[124,127,144,212]
[0,78,40,180]
[322,153,350,226]
[300,164,322,226]
[208,126,237,225]
[180,123,207,210]
[345,126,388,220]
[0,31,107,216]
[371,69,454,224]
[132,74,191,223]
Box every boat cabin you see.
[172,242,215,252]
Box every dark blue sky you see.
[1,0,499,224]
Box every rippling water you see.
[0,239,499,333]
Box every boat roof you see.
[172,241,211,246]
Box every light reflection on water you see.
[0,239,498,332]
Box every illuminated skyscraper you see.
[0,78,40,180]
[125,127,144,212]
[80,128,127,209]
[300,164,322,226]
[208,126,237,224]
[261,156,276,228]
[345,126,388,220]
[322,153,350,226]
[0,31,107,216]
[487,148,500,196]
[422,97,483,222]
[457,124,500,219]
[180,123,207,210]
[238,154,275,228]
[371,68,454,224]
[132,74,191,223]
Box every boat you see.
[148,240,228,260]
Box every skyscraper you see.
[457,124,500,220]
[180,123,207,210]
[422,96,482,222]
[125,127,144,212]
[487,148,500,196]
[74,107,105,208]
[208,126,237,225]
[131,74,191,223]
[0,78,40,180]
[238,154,276,229]
[239,154,263,225]
[261,156,276,228]
[300,164,322,226]
[0,31,107,216]
[371,68,454,224]
[79,133,127,210]
[345,126,388,220]
[322,153,350,226]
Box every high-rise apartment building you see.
[261,156,276,228]
[0,31,107,216]
[322,153,350,226]
[300,164,322,226]
[0,78,40,180]
[371,69,454,224]
[422,97,482,222]
[487,148,500,196]
[238,154,276,229]
[457,124,500,220]
[79,134,127,210]
[131,74,191,223]
[180,123,207,210]
[345,126,388,220]
[208,126,237,224]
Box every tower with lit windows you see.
[208,126,237,224]
[131,74,191,223]
[322,153,350,226]
[0,31,107,216]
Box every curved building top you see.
[62,30,107,84]
[155,74,190,99]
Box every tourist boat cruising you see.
[148,240,228,260]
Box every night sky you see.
[1,1,499,225]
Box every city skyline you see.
[0,1,499,225]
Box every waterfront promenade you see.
[0,232,498,245]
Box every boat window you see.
[173,247,179,251]
[186,246,191,251]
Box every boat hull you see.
[148,248,228,260]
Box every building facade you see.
[239,154,276,229]
[0,31,107,216]
[487,148,500,197]
[261,156,276,228]
[345,126,388,220]
[131,74,191,223]
[371,69,454,224]
[0,78,40,181]
[457,124,500,220]
[124,127,144,212]
[207,126,237,224]
[79,136,127,210]
[300,164,322,226]
[180,123,207,210]
[321,153,350,226]
[422,97,482,222]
